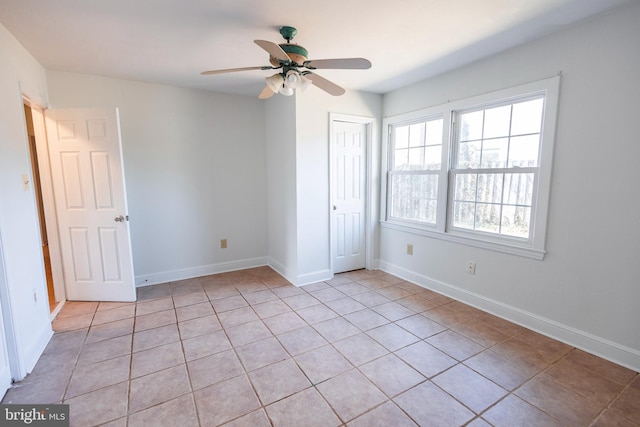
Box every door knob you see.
[114,215,125,222]
[332,205,337,211]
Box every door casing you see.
[26,100,67,313]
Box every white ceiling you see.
[0,0,631,97]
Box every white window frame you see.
[386,114,446,228]
[381,76,560,260]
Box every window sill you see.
[380,221,546,260]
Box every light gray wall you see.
[264,89,382,286]
[47,72,269,285]
[0,23,53,377]
[265,94,298,283]
[295,89,382,284]
[380,3,640,370]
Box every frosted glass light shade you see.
[299,74,312,92]
[265,73,284,93]
[285,70,301,88]
[280,86,294,96]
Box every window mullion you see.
[437,110,453,233]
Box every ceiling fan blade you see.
[304,58,372,70]
[201,66,270,75]
[258,86,275,99]
[305,73,346,96]
[254,40,291,63]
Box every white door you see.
[331,120,367,273]
[44,108,136,302]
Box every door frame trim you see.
[25,99,67,308]
[329,113,376,273]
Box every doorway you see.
[22,101,66,317]
[22,105,136,305]
[23,104,57,313]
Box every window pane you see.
[451,171,533,239]
[424,146,441,170]
[503,173,534,206]
[476,174,503,204]
[457,141,481,168]
[508,135,539,167]
[511,98,543,136]
[391,174,410,197]
[455,173,477,202]
[419,199,437,223]
[408,147,425,169]
[393,119,443,173]
[395,126,409,149]
[480,138,508,168]
[426,119,443,145]
[409,123,425,147]
[483,105,511,139]
[475,203,501,233]
[501,205,531,238]
[453,201,475,229]
[390,173,438,224]
[390,174,410,219]
[419,174,438,224]
[421,174,439,200]
[394,148,408,170]
[392,197,414,220]
[460,110,483,141]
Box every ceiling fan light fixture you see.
[279,85,295,96]
[298,74,312,92]
[265,73,284,93]
[285,70,301,89]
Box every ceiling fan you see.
[201,26,372,99]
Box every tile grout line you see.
[14,269,640,426]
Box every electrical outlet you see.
[220,239,228,249]
[467,261,476,275]
[407,244,413,255]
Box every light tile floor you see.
[3,267,639,426]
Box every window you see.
[388,117,443,225]
[381,77,560,259]
[451,96,543,239]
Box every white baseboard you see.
[297,269,333,287]
[23,325,53,379]
[378,260,640,373]
[267,258,296,286]
[265,259,333,287]
[136,257,269,287]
